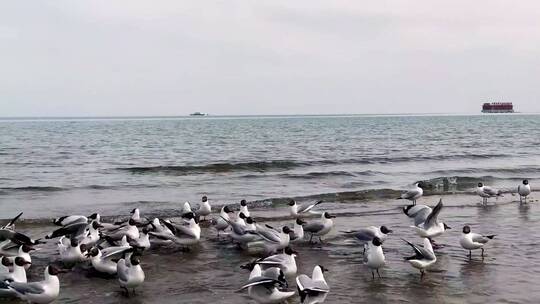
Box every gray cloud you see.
[1,0,539,116]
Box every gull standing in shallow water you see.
[518,179,531,204]
[117,254,145,296]
[296,265,330,304]
[6,265,67,304]
[364,237,385,279]
[459,225,495,258]
[476,182,502,205]
[398,182,423,205]
[197,196,212,221]
[289,200,323,218]
[302,212,335,244]
[214,206,234,237]
[403,238,437,278]
[343,225,392,254]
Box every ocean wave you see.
[117,160,310,175]
[0,186,65,192]
[116,153,511,175]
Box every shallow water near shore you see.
[2,193,540,304]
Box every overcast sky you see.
[1,1,539,116]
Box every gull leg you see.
[377,269,381,278]
[420,269,425,279]
[372,271,375,280]
[469,250,472,259]
[319,236,324,244]
[309,235,313,244]
[520,196,522,204]
[481,248,484,258]
[122,287,129,297]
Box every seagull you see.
[476,182,502,205]
[242,264,288,287]
[129,228,151,250]
[250,225,291,253]
[343,225,392,254]
[403,204,432,227]
[364,237,385,279]
[52,215,87,227]
[45,221,89,240]
[234,212,248,227]
[152,212,201,247]
[245,217,257,231]
[289,200,323,218]
[5,265,67,304]
[181,202,192,215]
[221,215,259,246]
[102,219,140,242]
[0,229,42,246]
[214,206,235,237]
[403,238,437,278]
[253,246,298,277]
[78,221,102,247]
[518,179,531,204]
[117,254,145,296]
[0,257,29,298]
[197,196,212,220]
[147,218,174,246]
[0,244,35,269]
[410,199,451,240]
[0,256,11,273]
[397,182,423,205]
[302,212,335,244]
[290,219,306,242]
[296,265,330,304]
[58,237,88,265]
[459,225,495,258]
[86,246,132,275]
[240,264,295,304]
[240,199,251,217]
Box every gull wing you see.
[101,246,132,259]
[412,208,432,226]
[303,222,325,234]
[483,186,499,196]
[8,282,45,295]
[296,274,329,292]
[403,239,435,261]
[254,228,281,244]
[257,254,287,266]
[350,228,376,242]
[239,276,278,290]
[116,259,129,282]
[471,233,495,244]
[424,199,443,229]
[297,201,323,214]
[401,189,420,200]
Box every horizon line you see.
[0,112,537,120]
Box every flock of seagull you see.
[0,179,533,304]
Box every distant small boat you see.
[190,112,209,116]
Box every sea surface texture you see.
[1,114,539,218]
